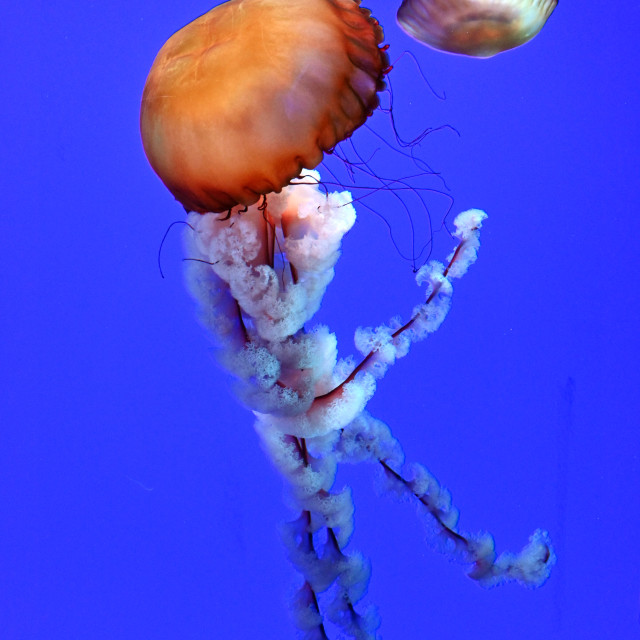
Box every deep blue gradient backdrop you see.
[2,2,639,638]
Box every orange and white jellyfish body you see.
[140,0,388,214]
[396,0,557,58]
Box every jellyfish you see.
[396,0,557,58]
[140,0,388,214]
[141,1,556,637]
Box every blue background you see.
[2,1,639,638]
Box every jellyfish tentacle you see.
[316,209,486,403]
[261,427,377,638]
[337,412,556,589]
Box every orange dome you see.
[140,0,388,213]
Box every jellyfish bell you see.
[396,0,557,58]
[140,0,389,214]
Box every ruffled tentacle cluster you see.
[183,172,554,638]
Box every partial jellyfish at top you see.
[396,0,557,58]
[139,0,389,214]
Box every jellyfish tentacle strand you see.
[337,414,555,589]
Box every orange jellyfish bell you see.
[396,0,557,58]
[140,0,388,213]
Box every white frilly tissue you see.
[183,171,555,639]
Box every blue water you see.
[2,2,638,638]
